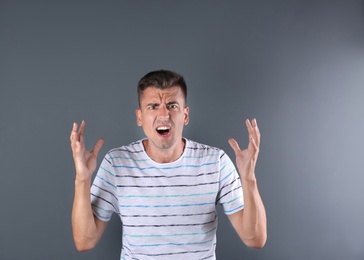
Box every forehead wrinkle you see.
[143,87,182,104]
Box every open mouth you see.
[156,126,171,136]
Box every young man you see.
[70,70,267,259]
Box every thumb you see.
[228,138,241,154]
[92,138,105,158]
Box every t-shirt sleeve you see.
[90,153,119,221]
[217,151,244,215]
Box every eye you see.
[167,104,178,109]
[147,104,158,110]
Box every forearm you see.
[240,177,267,247]
[72,178,100,251]
[70,121,106,251]
[228,118,266,247]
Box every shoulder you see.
[185,139,234,168]
[185,138,218,150]
[108,140,143,155]
[185,139,225,157]
[104,139,145,165]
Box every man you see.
[70,70,267,259]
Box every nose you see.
[158,105,170,119]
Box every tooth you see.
[157,126,169,130]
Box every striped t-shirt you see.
[91,138,244,260]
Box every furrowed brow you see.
[146,102,159,107]
[166,101,179,106]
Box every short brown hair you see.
[137,70,187,107]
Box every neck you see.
[143,139,185,163]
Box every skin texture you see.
[70,86,266,251]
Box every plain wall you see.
[1,1,364,259]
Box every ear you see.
[136,109,142,126]
[184,106,189,125]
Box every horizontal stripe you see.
[123,227,217,238]
[112,161,219,170]
[119,201,215,208]
[112,153,219,162]
[118,191,216,199]
[131,249,212,257]
[120,211,216,218]
[91,193,118,212]
[182,153,219,159]
[109,156,150,162]
[115,171,218,179]
[117,181,218,188]
[217,186,242,203]
[91,203,108,212]
[95,175,117,189]
[200,255,215,260]
[123,217,216,228]
[129,239,214,248]
[92,184,118,200]
[122,244,215,258]
[221,195,243,205]
[109,148,144,154]
[186,146,218,151]
[219,160,232,172]
[224,205,244,214]
[98,166,116,178]
[219,168,237,183]
[221,176,241,190]
[92,210,110,221]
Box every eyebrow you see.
[145,102,159,108]
[145,101,179,107]
[166,101,179,106]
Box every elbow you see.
[248,239,266,249]
[74,238,97,252]
[243,233,267,249]
[75,244,92,252]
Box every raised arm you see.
[70,120,107,251]
[227,118,267,248]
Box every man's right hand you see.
[70,120,107,252]
[70,120,104,182]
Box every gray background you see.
[1,1,364,259]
